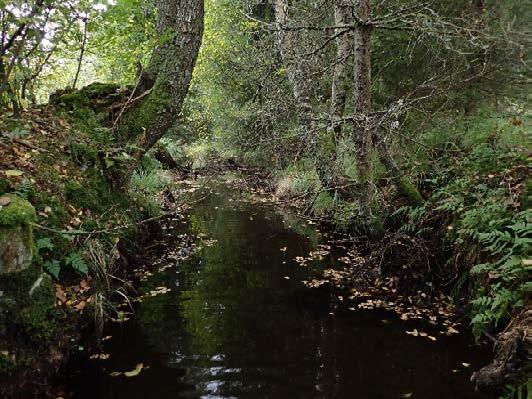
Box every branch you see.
[0,0,45,56]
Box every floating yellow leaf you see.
[124,363,144,377]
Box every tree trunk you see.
[272,0,314,149]
[330,0,351,138]
[72,17,88,90]
[117,0,204,185]
[352,0,375,219]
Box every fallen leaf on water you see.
[400,393,413,398]
[124,363,144,377]
[462,362,470,368]
[446,326,459,335]
[89,353,110,360]
[280,247,287,252]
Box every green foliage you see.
[312,192,335,216]
[37,236,88,278]
[400,109,529,337]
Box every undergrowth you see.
[398,109,530,338]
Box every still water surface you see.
[65,181,493,399]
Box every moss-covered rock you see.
[0,194,36,227]
[0,195,35,274]
[50,82,122,111]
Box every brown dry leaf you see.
[0,196,11,206]
[55,287,67,303]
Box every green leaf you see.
[44,260,61,279]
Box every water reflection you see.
[64,181,494,399]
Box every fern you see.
[65,253,89,275]
[13,179,34,200]
[36,237,55,251]
[44,260,60,279]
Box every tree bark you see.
[352,0,375,219]
[330,0,351,138]
[117,0,204,184]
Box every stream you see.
[61,178,494,399]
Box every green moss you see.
[0,194,36,227]
[0,259,56,339]
[19,273,56,340]
[52,82,121,111]
[398,176,424,207]
[312,191,335,216]
[82,82,120,96]
[118,79,172,141]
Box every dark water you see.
[64,179,493,399]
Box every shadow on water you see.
[63,180,495,399]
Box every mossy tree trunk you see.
[351,0,423,218]
[375,135,424,207]
[117,0,204,184]
[352,0,375,220]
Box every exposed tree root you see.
[471,306,531,392]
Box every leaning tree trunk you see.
[117,0,204,184]
[374,134,423,206]
[352,0,375,220]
